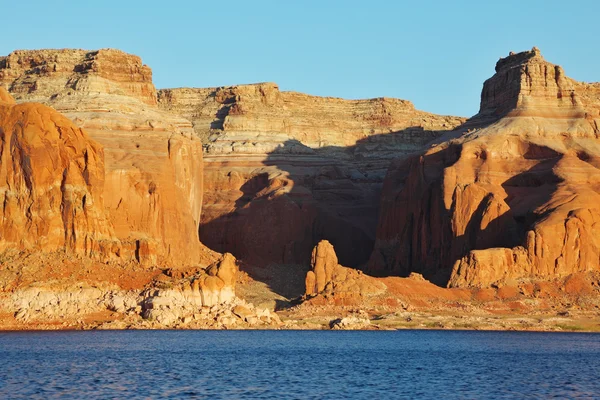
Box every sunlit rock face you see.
[370,48,600,287]
[0,88,118,257]
[304,240,386,301]
[159,83,464,267]
[0,49,204,266]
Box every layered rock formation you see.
[370,48,600,287]
[159,83,464,266]
[0,49,156,106]
[142,252,239,323]
[0,49,204,265]
[0,88,117,257]
[5,45,598,296]
[0,247,255,328]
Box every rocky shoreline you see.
[2,247,599,332]
[2,305,598,333]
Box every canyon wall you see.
[0,88,118,258]
[0,49,204,266]
[370,48,600,287]
[158,83,464,266]
[4,46,594,290]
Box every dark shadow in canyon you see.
[199,107,583,290]
[199,114,558,293]
[500,156,562,238]
[200,126,469,298]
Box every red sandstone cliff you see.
[2,47,600,330]
[5,46,597,292]
[369,48,600,287]
[0,49,466,268]
[0,49,204,266]
[158,83,464,266]
[0,88,118,257]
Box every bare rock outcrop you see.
[370,48,600,288]
[0,49,156,106]
[306,240,338,295]
[330,312,371,330]
[305,240,386,299]
[141,253,246,323]
[0,88,118,257]
[0,87,15,104]
[479,47,585,119]
[10,285,123,323]
[2,251,281,329]
[0,49,204,266]
[200,252,238,306]
[159,83,465,266]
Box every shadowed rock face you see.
[0,49,204,266]
[159,83,465,266]
[0,88,118,257]
[370,48,600,287]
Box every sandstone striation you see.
[370,48,600,287]
[0,49,204,266]
[159,83,465,266]
[0,49,156,106]
[479,47,585,119]
[141,252,239,320]
[4,45,600,331]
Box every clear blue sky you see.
[2,0,598,117]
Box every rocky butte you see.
[370,47,600,288]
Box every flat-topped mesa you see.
[479,47,585,119]
[159,82,464,267]
[0,48,204,267]
[0,48,193,135]
[0,49,157,106]
[158,82,458,150]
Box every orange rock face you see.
[0,89,118,257]
[159,83,464,266]
[0,49,156,106]
[1,49,204,266]
[198,252,238,306]
[304,240,386,299]
[0,88,14,104]
[307,240,338,294]
[370,48,600,287]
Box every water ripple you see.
[0,330,599,399]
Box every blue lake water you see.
[0,330,599,399]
